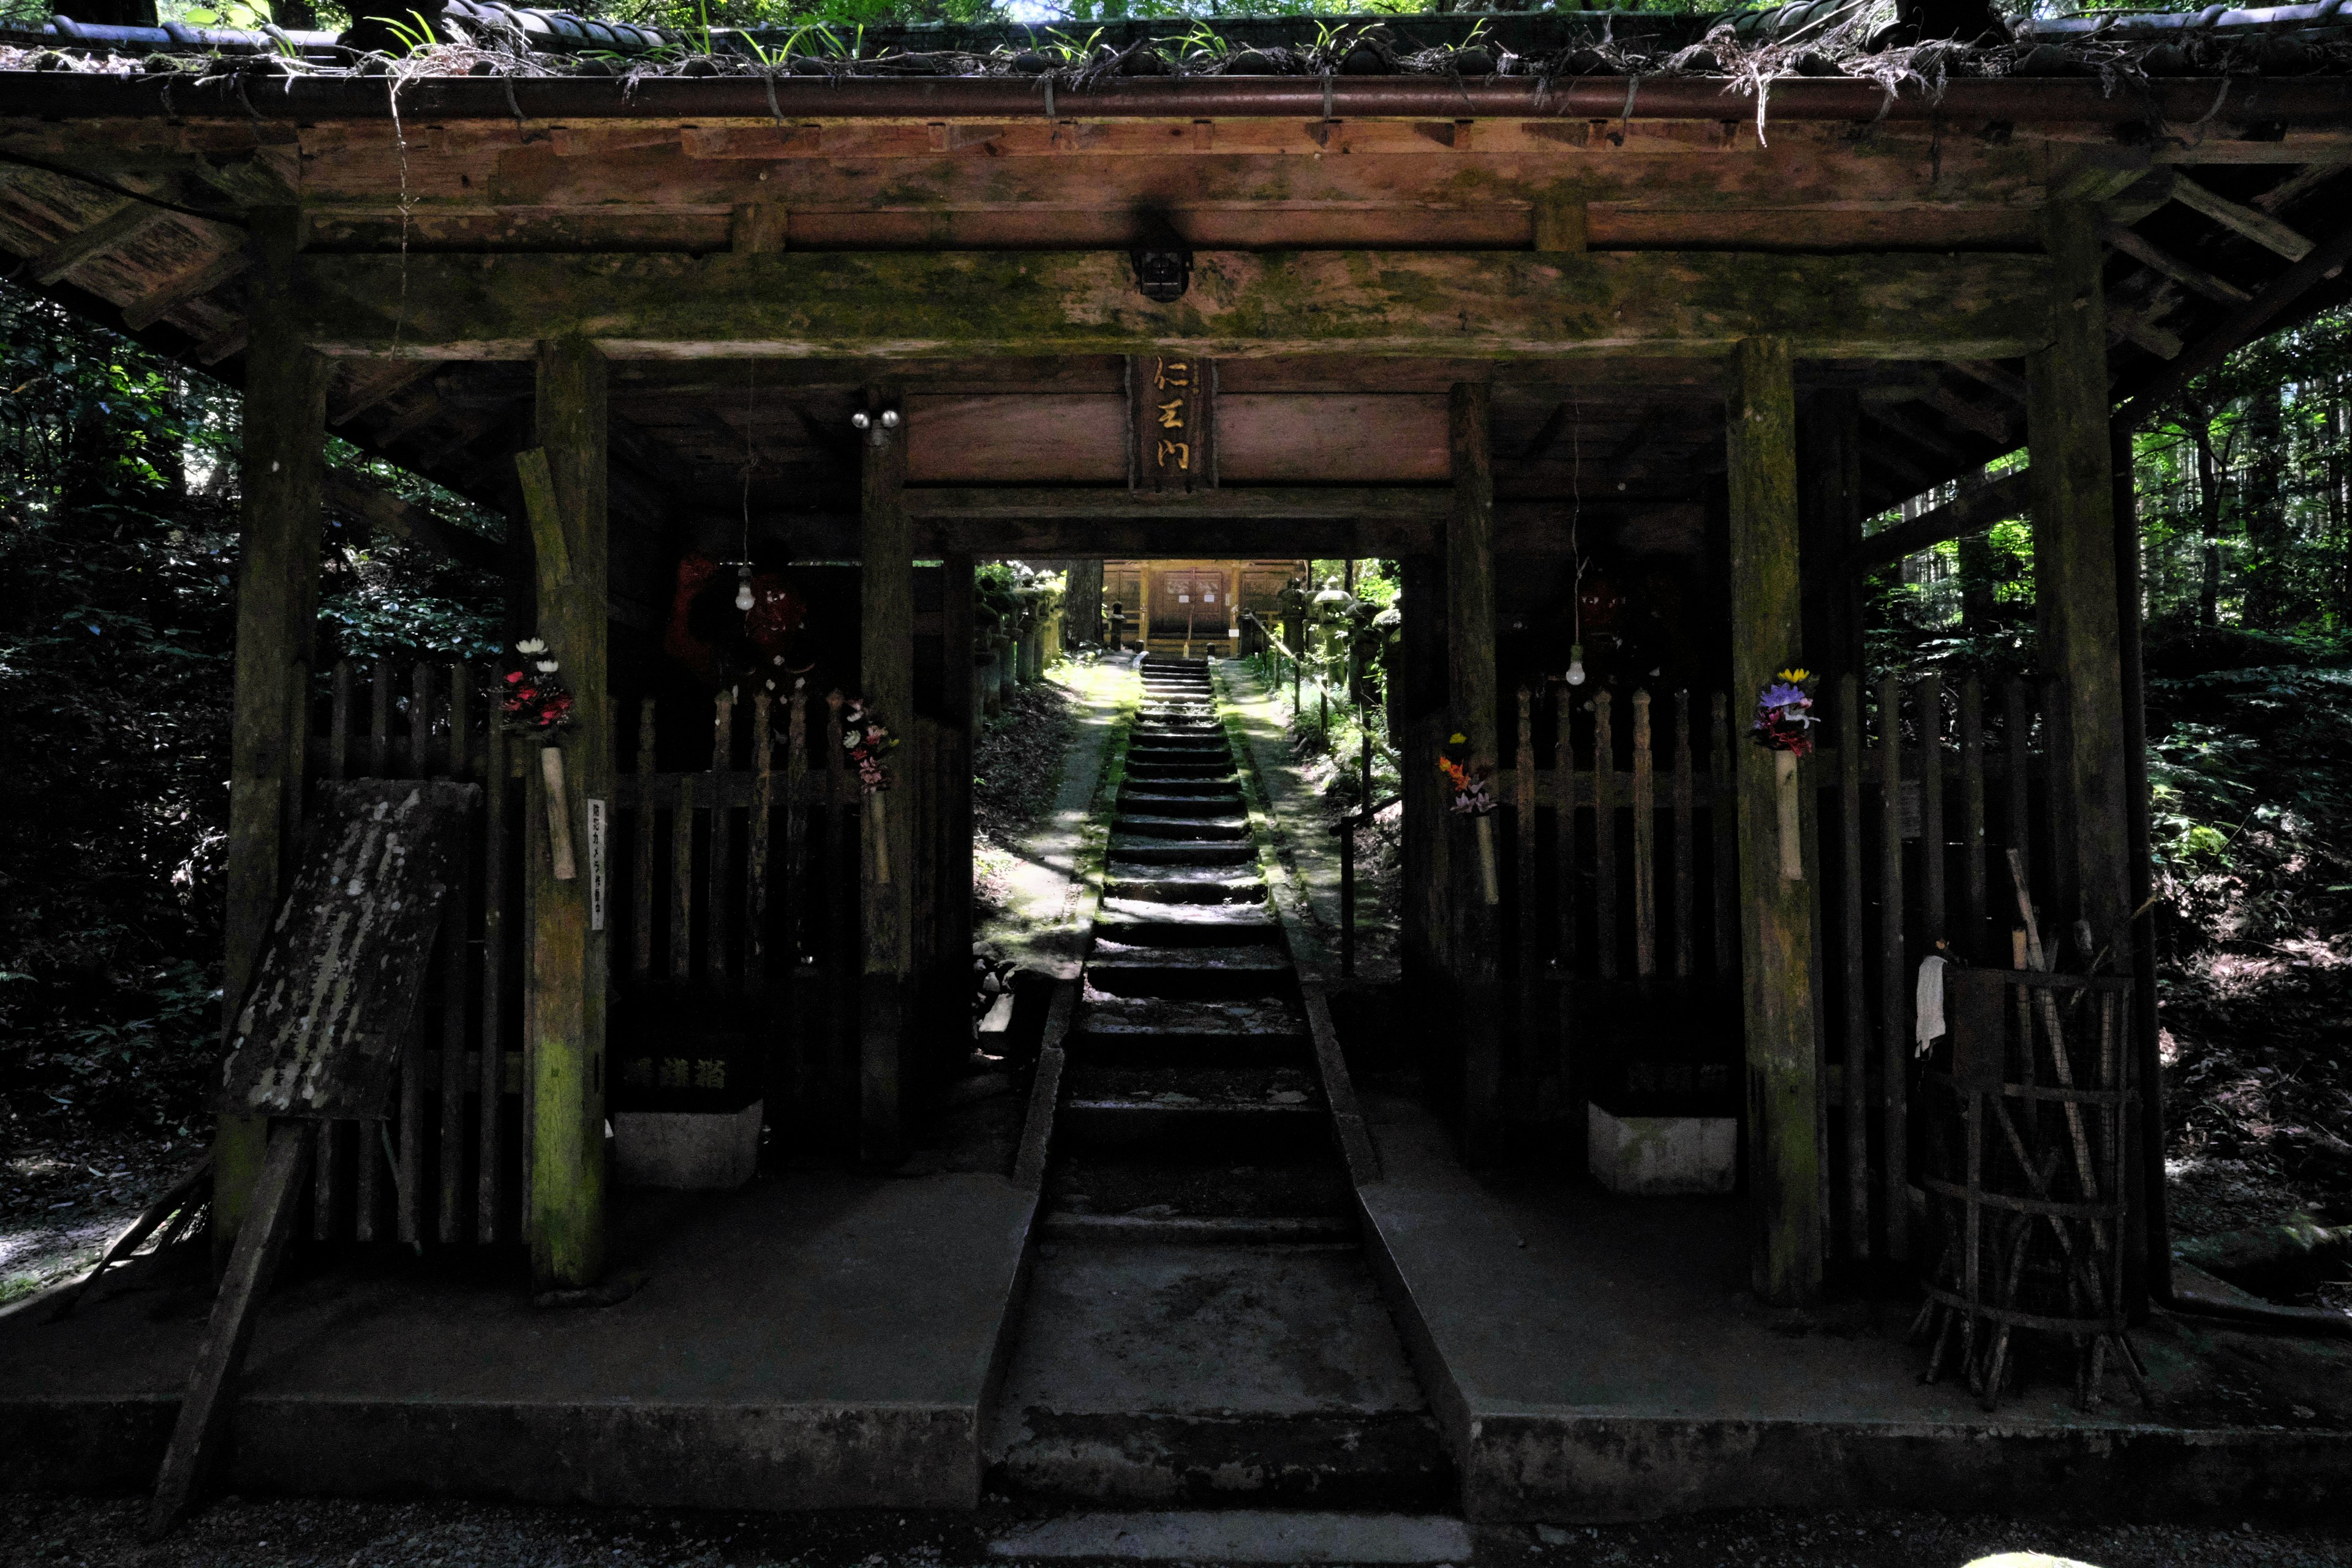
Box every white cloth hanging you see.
[1915,955,1950,1056]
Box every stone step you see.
[1113,815,1250,842]
[1115,792,1244,819]
[1071,993,1307,1054]
[1044,1146,1346,1220]
[986,1244,1455,1510]
[1124,767,1235,786]
[1106,838,1257,867]
[1129,735,1228,753]
[1033,1213,1358,1246]
[1085,940,1288,999]
[1096,897,1281,944]
[1113,778,1238,798]
[1104,864,1266,903]
[1060,1065,1325,1153]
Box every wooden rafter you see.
[2166,170,2315,263]
[2101,221,2252,307]
[1846,468,2032,573]
[122,247,248,331]
[24,199,173,285]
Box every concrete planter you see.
[1586,1102,1736,1196]
[614,1101,763,1190]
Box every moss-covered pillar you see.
[2027,203,2133,948]
[525,336,609,1292]
[859,404,914,1167]
[214,206,331,1261]
[1447,383,1504,1163]
[1727,336,1824,1306]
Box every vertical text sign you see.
[1129,355,1215,494]
[587,797,607,932]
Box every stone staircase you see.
[986,655,1452,1510]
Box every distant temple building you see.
[1098,560,1308,658]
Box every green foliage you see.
[0,285,499,1145]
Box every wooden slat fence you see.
[297,661,895,1246]
[1488,672,2056,1262]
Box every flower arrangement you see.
[498,638,576,737]
[842,698,897,796]
[1751,668,1816,758]
[496,638,581,881]
[1438,731,1496,816]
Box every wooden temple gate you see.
[10,23,2342,1308]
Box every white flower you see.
[516,638,547,655]
[535,659,560,674]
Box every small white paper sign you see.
[1177,594,1189,603]
[587,797,608,932]
[1204,590,1216,602]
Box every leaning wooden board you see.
[152,778,477,1538]
[216,778,480,1121]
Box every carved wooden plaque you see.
[1129,353,1216,493]
[216,779,478,1120]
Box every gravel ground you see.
[6,1496,2351,1568]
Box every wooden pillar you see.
[2027,203,2134,947]
[1398,553,1448,989]
[940,552,976,1013]
[1726,337,1824,1305]
[2114,422,2163,1318]
[1447,383,1504,1162]
[213,207,331,1257]
[524,336,609,1292]
[860,405,914,1167]
[1798,387,1866,684]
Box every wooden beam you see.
[2119,211,2352,428]
[330,358,445,426]
[1918,382,2013,445]
[25,199,172,285]
[859,403,914,1169]
[122,246,248,331]
[288,251,2056,361]
[2100,220,2252,307]
[939,551,976,1040]
[2029,204,2131,944]
[322,469,503,573]
[1846,467,2032,573]
[2166,170,2315,262]
[213,208,330,1265]
[1950,358,2029,405]
[1446,382,1504,1166]
[525,335,610,1294]
[1725,334,1822,1308]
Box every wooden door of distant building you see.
[1153,568,1227,639]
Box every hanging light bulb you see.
[734,563,755,612]
[1566,643,1587,687]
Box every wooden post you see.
[1798,388,1866,684]
[1448,383,1503,1163]
[1399,554,1448,987]
[1725,336,1823,1305]
[2027,203,2134,949]
[940,552,977,1014]
[860,402,914,1167]
[524,336,609,1292]
[214,207,330,1261]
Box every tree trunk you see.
[2241,382,2289,629]
[2193,418,2225,628]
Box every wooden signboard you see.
[216,779,479,1120]
[1129,353,1216,494]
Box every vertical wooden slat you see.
[782,691,813,1128]
[1877,672,1909,1260]
[1919,673,1947,953]
[438,665,470,1243]
[1672,691,1695,980]
[671,772,696,984]
[823,690,851,1138]
[1593,690,1618,981]
[632,698,656,978]
[745,692,774,993]
[1447,382,1504,1162]
[1630,689,1656,980]
[1710,693,1736,979]
[1838,673,1869,1259]
[860,411,918,1169]
[354,662,394,1243]
[1513,685,1539,1029]
[478,701,507,1243]
[369,658,391,777]
[398,660,431,1245]
[1553,685,1578,971]
[314,665,353,1240]
[1960,677,1988,960]
[707,692,736,986]
[2006,678,2034,903]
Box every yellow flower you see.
[1449,731,1467,744]
[1777,668,1811,684]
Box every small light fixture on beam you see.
[1129,212,1193,304]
